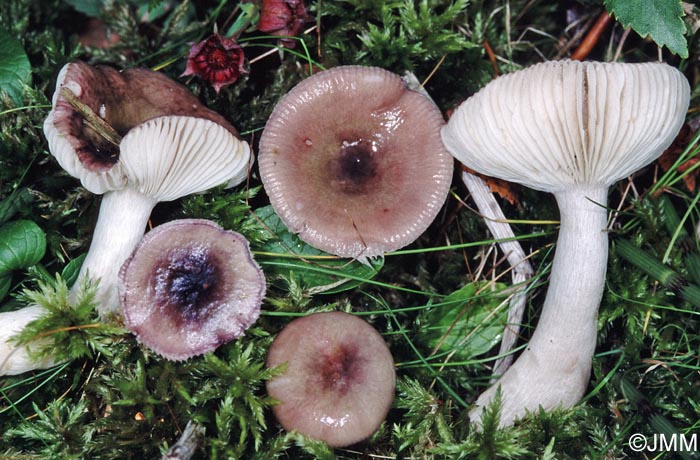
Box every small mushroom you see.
[441,60,690,426]
[258,65,453,260]
[44,61,251,319]
[119,219,265,361]
[266,311,395,447]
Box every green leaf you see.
[605,0,688,58]
[61,254,86,288]
[0,27,31,105]
[0,220,46,274]
[254,206,383,294]
[420,282,507,360]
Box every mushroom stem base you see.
[0,304,60,375]
[469,187,609,427]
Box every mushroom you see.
[441,60,690,426]
[266,311,395,447]
[43,61,251,319]
[258,65,453,261]
[0,61,251,376]
[119,219,265,360]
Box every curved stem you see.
[469,186,609,427]
[0,188,156,375]
[77,188,156,320]
[460,171,534,377]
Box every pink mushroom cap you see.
[258,66,453,259]
[118,219,265,360]
[266,311,396,447]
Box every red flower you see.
[258,0,309,47]
[182,34,247,93]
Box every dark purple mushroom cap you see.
[258,66,453,259]
[118,219,265,361]
[43,61,242,194]
[266,311,395,447]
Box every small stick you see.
[60,87,121,146]
[571,11,613,61]
[483,40,499,77]
[461,171,534,377]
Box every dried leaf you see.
[461,165,521,207]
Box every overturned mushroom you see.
[119,219,265,360]
[442,60,690,426]
[258,65,453,260]
[266,311,395,447]
[44,61,251,319]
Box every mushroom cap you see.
[266,311,395,447]
[118,115,251,201]
[43,61,246,194]
[441,60,690,192]
[118,219,265,361]
[258,65,453,259]
[43,62,127,193]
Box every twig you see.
[60,87,121,146]
[571,11,613,60]
[461,171,534,376]
[483,40,499,77]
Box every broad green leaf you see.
[605,0,688,58]
[420,282,508,360]
[0,27,31,105]
[0,220,46,274]
[254,206,383,294]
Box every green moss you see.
[1,0,699,458]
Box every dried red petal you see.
[181,34,247,93]
[258,0,309,47]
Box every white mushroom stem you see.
[76,188,157,319]
[461,171,534,377]
[470,186,608,427]
[0,305,58,375]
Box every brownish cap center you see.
[330,139,378,194]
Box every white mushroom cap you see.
[442,60,690,192]
[119,115,251,201]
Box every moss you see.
[1,0,699,458]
